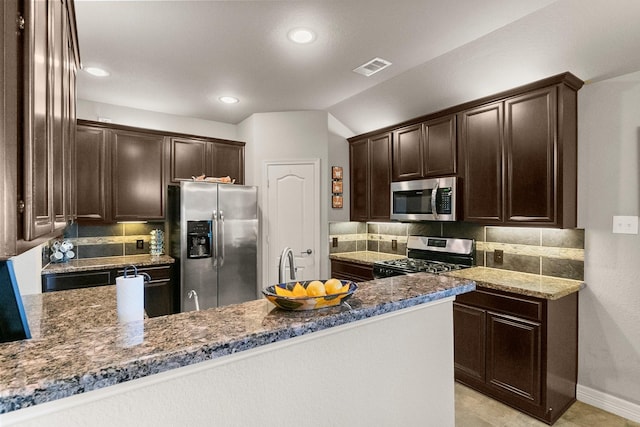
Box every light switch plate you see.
[612,215,639,234]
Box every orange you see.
[306,280,326,297]
[324,278,344,295]
[292,282,307,297]
[274,285,294,297]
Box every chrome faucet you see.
[278,247,296,283]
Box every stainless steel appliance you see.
[373,235,474,278]
[167,181,258,311]
[390,177,457,221]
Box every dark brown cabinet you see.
[169,137,245,184]
[210,141,244,185]
[111,129,166,220]
[76,124,110,221]
[424,115,456,177]
[330,259,374,282]
[391,115,456,181]
[349,133,391,221]
[43,263,175,317]
[76,120,246,223]
[392,124,424,181]
[459,102,504,223]
[454,287,578,424]
[0,0,79,258]
[23,0,79,240]
[459,77,580,228]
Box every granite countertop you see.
[329,251,406,266]
[0,273,475,414]
[446,267,584,300]
[41,254,175,275]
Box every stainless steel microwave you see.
[390,177,457,221]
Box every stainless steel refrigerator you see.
[167,181,258,312]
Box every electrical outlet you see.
[136,239,144,249]
[612,216,639,234]
[332,237,338,248]
[494,249,504,264]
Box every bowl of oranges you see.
[262,278,357,311]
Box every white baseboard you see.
[577,384,640,423]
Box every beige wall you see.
[577,71,640,407]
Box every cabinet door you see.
[453,302,486,382]
[424,115,456,177]
[349,138,369,221]
[330,259,374,282]
[459,102,504,223]
[169,137,208,183]
[111,130,165,220]
[486,312,542,405]
[49,0,66,231]
[392,124,423,181]
[210,141,244,184]
[505,87,556,224]
[368,133,392,220]
[76,124,110,221]
[23,0,53,240]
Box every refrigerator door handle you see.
[219,210,225,267]
[212,211,218,269]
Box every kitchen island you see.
[0,273,475,426]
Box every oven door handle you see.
[431,180,439,219]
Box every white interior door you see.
[265,160,320,285]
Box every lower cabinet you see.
[453,287,577,425]
[330,259,374,282]
[42,263,175,317]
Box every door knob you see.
[301,249,312,255]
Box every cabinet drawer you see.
[117,265,172,281]
[455,287,543,322]
[330,259,374,282]
[43,270,114,292]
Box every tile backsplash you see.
[44,222,166,262]
[329,221,584,281]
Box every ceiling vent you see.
[353,57,392,77]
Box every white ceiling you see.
[75,0,640,135]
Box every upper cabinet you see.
[349,72,582,228]
[170,137,245,184]
[0,0,79,259]
[459,78,580,228]
[76,120,246,223]
[349,133,392,222]
[392,115,456,181]
[111,129,166,221]
[76,124,110,222]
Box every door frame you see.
[261,159,321,289]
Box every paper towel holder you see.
[123,265,151,282]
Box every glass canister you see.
[150,229,164,256]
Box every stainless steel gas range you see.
[373,236,475,278]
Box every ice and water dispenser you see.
[187,220,212,259]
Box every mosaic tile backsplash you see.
[329,222,584,281]
[43,222,166,265]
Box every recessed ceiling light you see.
[83,66,110,77]
[287,28,316,44]
[219,96,239,104]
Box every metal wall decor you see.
[331,166,343,208]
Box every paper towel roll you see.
[116,274,144,323]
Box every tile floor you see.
[455,383,640,427]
